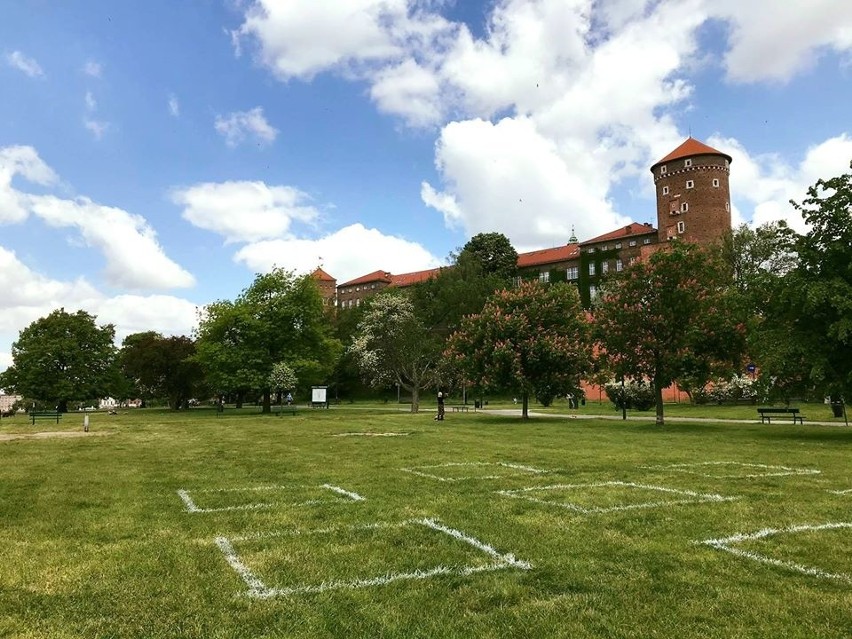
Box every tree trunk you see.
[262,389,271,414]
[57,399,68,413]
[522,392,529,419]
[410,385,419,413]
[235,391,243,409]
[654,376,664,426]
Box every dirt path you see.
[0,430,112,442]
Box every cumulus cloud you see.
[0,245,199,372]
[233,0,852,248]
[0,145,58,224]
[713,133,852,233]
[233,223,443,284]
[711,0,852,83]
[172,180,319,243]
[0,145,194,290]
[214,107,278,147]
[5,50,43,77]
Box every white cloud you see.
[85,91,97,111]
[168,94,180,117]
[0,145,58,224]
[82,60,102,78]
[0,145,194,291]
[214,107,278,147]
[0,245,199,373]
[710,0,852,83]
[29,194,195,290]
[233,223,443,284]
[422,117,632,250]
[5,50,43,77]
[172,180,319,243]
[712,133,852,233]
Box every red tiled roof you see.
[651,137,732,169]
[517,244,580,268]
[339,270,392,287]
[581,222,656,246]
[390,267,443,287]
[310,267,336,282]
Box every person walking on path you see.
[435,391,445,421]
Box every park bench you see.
[451,405,470,412]
[30,411,62,425]
[757,407,804,424]
[276,406,298,416]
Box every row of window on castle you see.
[662,177,721,195]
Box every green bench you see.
[275,406,298,417]
[30,411,62,425]
[757,407,804,424]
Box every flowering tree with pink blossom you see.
[593,242,745,425]
[446,280,592,419]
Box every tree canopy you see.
[593,242,745,424]
[195,268,341,412]
[0,308,118,412]
[119,332,204,409]
[348,293,442,413]
[446,280,592,418]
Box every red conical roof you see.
[651,137,732,171]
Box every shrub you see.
[604,379,655,411]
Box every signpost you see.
[311,386,329,409]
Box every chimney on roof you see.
[625,225,632,233]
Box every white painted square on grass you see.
[177,483,364,513]
[497,481,736,514]
[400,461,549,482]
[214,518,531,598]
[641,461,820,478]
[699,522,852,583]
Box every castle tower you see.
[650,137,732,246]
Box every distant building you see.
[0,394,22,413]
[310,267,338,307]
[327,137,731,309]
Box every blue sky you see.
[1,0,851,371]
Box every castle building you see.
[327,137,731,308]
[310,267,337,307]
[651,137,732,245]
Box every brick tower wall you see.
[653,153,731,246]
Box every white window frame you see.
[588,263,596,276]
[660,165,667,174]
[628,240,637,247]
[677,221,685,234]
[616,259,623,272]
[662,185,669,195]
[614,242,622,249]
[712,178,720,187]
[686,180,694,189]
[566,267,578,280]
[601,261,609,274]
[643,238,651,245]
[681,202,689,212]
[539,270,550,283]
[684,159,692,167]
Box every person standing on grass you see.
[435,391,445,421]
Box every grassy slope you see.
[0,408,850,638]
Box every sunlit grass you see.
[1,407,850,638]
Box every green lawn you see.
[1,407,850,638]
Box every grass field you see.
[1,406,850,638]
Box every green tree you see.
[446,280,592,419]
[593,242,745,425]
[119,332,205,409]
[0,309,118,412]
[459,232,519,281]
[762,163,852,404]
[269,361,298,401]
[195,269,340,413]
[348,293,442,413]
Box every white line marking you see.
[828,488,852,495]
[333,432,412,437]
[215,537,272,598]
[400,461,549,482]
[230,521,412,543]
[699,522,852,583]
[322,484,365,501]
[641,461,820,478]
[214,518,531,598]
[177,489,200,513]
[497,481,736,514]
